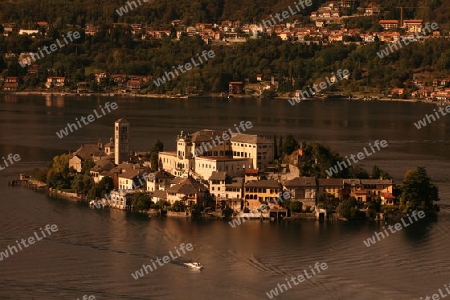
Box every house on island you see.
[317,178,344,199]
[45,77,65,89]
[90,158,115,183]
[283,177,317,209]
[146,170,174,192]
[244,179,282,211]
[3,77,19,91]
[229,82,244,94]
[208,171,227,199]
[69,143,109,172]
[361,179,394,201]
[381,192,396,205]
[166,176,208,207]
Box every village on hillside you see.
[2,1,449,100]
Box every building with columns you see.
[159,129,274,179]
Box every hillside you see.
[0,0,448,28]
[0,0,448,96]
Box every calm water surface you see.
[0,95,449,299]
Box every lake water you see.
[1,94,449,299]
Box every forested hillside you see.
[0,0,448,27]
[0,0,448,94]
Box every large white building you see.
[230,134,274,170]
[159,129,274,179]
[195,156,252,179]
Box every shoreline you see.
[0,90,444,105]
[16,178,439,222]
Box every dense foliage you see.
[399,167,439,211]
[5,35,449,94]
[337,197,366,220]
[0,0,448,27]
[131,192,152,211]
[46,154,73,189]
[0,1,448,94]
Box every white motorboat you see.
[184,262,203,270]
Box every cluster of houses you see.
[3,6,444,44]
[2,0,448,97]
[407,78,450,102]
[67,118,396,214]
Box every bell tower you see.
[115,118,130,164]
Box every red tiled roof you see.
[245,169,259,175]
[379,20,398,24]
[381,192,395,199]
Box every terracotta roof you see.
[73,144,107,161]
[190,129,226,143]
[284,177,317,187]
[403,20,423,23]
[226,177,244,188]
[361,179,393,185]
[245,169,259,175]
[245,180,281,189]
[90,159,115,172]
[118,169,141,179]
[379,20,399,24]
[381,192,395,199]
[170,177,185,185]
[167,177,207,194]
[231,134,272,144]
[343,179,361,185]
[317,178,344,186]
[153,170,175,180]
[152,190,167,200]
[209,171,227,181]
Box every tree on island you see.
[337,197,365,220]
[371,165,391,179]
[399,167,439,212]
[289,201,303,213]
[149,140,164,171]
[71,159,96,197]
[131,192,152,211]
[85,176,114,200]
[72,173,94,197]
[171,200,183,212]
[297,142,351,178]
[31,167,48,182]
[281,135,299,157]
[47,154,73,190]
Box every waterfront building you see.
[244,179,282,211]
[166,177,208,206]
[317,178,344,198]
[283,177,317,209]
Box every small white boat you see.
[89,200,109,209]
[184,262,203,270]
